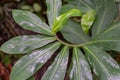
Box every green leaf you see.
[92,0,116,36]
[91,20,120,51]
[10,42,61,80]
[46,0,62,28]
[12,10,53,35]
[64,0,94,13]
[52,9,82,33]
[69,47,92,80]
[60,4,77,14]
[61,20,90,44]
[81,10,96,34]
[0,35,55,54]
[83,45,120,80]
[41,46,69,80]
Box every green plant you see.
[1,0,120,80]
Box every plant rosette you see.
[1,0,120,80]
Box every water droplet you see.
[22,13,26,15]
[30,38,40,41]
[14,13,18,16]
[39,59,44,63]
[36,55,48,63]
[7,44,15,49]
[93,67,98,76]
[55,75,59,78]
[103,56,120,68]
[19,47,26,53]
[21,36,28,41]
[42,40,50,44]
[20,21,34,27]
[29,51,39,59]
[27,64,36,73]
[60,58,68,71]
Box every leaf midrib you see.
[74,48,81,80]
[53,0,56,25]
[17,12,52,34]
[56,32,120,47]
[102,22,120,34]
[70,27,87,42]
[79,0,93,10]
[49,46,68,80]
[8,37,55,49]
[96,0,106,35]
[83,46,112,80]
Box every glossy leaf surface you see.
[10,42,61,80]
[61,20,90,44]
[52,9,82,33]
[83,45,120,80]
[92,0,116,36]
[81,10,96,34]
[64,0,94,13]
[12,10,53,35]
[0,35,55,54]
[1,0,120,80]
[69,47,92,80]
[46,0,62,28]
[92,20,120,51]
[42,46,69,80]
[60,4,78,14]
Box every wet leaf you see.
[60,4,78,14]
[12,10,53,35]
[64,0,94,13]
[69,47,92,80]
[61,20,90,44]
[10,42,61,80]
[83,45,120,80]
[46,0,62,28]
[92,20,120,51]
[92,0,116,36]
[0,35,55,54]
[42,46,69,80]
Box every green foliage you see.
[81,10,96,34]
[0,0,120,80]
[10,42,60,80]
[52,9,82,33]
[70,47,92,80]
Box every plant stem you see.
[55,34,91,47]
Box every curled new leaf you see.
[81,10,96,34]
[52,9,82,33]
